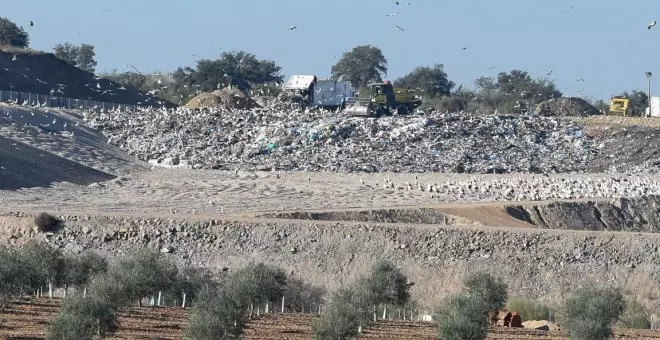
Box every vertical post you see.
[83,287,87,298]
[281,296,285,313]
[646,71,653,117]
[182,292,187,308]
[265,302,269,314]
[48,281,53,298]
[157,291,162,306]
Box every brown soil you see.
[2,299,659,339]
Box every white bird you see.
[11,54,17,61]
[96,82,101,89]
[289,25,297,30]
[649,20,657,30]
[386,12,398,16]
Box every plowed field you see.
[1,298,660,339]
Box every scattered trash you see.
[84,98,598,174]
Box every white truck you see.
[283,75,354,109]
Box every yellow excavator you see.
[608,96,631,116]
[343,81,422,117]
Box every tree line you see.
[0,15,651,114]
[0,237,652,340]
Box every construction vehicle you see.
[343,81,422,117]
[608,96,631,116]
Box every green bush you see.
[47,296,117,339]
[184,285,244,340]
[59,251,108,292]
[16,241,64,294]
[109,249,179,305]
[506,297,553,321]
[356,260,411,307]
[564,287,625,340]
[86,273,132,309]
[47,312,95,340]
[283,278,325,313]
[437,293,489,340]
[228,263,287,308]
[464,271,507,312]
[312,288,370,339]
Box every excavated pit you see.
[264,195,660,232]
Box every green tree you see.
[187,51,283,92]
[0,17,29,48]
[617,89,648,116]
[437,293,489,340]
[394,64,455,97]
[463,271,508,312]
[331,45,387,89]
[108,249,179,306]
[53,43,97,73]
[312,288,369,339]
[184,285,243,340]
[47,296,117,339]
[17,241,65,297]
[58,251,108,294]
[356,261,411,307]
[564,287,625,340]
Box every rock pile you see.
[534,97,602,117]
[83,104,595,173]
[185,87,260,110]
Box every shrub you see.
[47,312,95,340]
[464,271,507,312]
[283,278,325,312]
[48,295,117,339]
[86,273,132,309]
[564,287,625,340]
[109,249,179,305]
[356,260,411,307]
[0,247,32,306]
[506,297,553,321]
[59,251,108,291]
[228,263,287,308]
[312,288,370,339]
[34,213,60,232]
[16,241,64,295]
[437,293,489,340]
[618,298,650,330]
[184,285,244,340]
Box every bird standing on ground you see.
[649,20,657,30]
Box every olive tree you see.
[564,287,625,340]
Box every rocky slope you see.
[3,196,660,312]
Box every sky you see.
[3,0,660,100]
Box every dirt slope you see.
[0,48,175,108]
[0,135,114,190]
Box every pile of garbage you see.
[185,87,260,110]
[534,97,602,117]
[83,103,596,173]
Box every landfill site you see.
[2,49,660,338]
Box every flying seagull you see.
[386,12,398,16]
[394,1,400,4]
[546,70,553,76]
[395,25,405,31]
[289,25,297,30]
[461,47,467,51]
[649,20,657,30]
[561,6,573,14]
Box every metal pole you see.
[646,71,653,117]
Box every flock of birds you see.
[356,174,660,202]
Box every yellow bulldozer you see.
[343,81,422,117]
[607,96,631,116]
